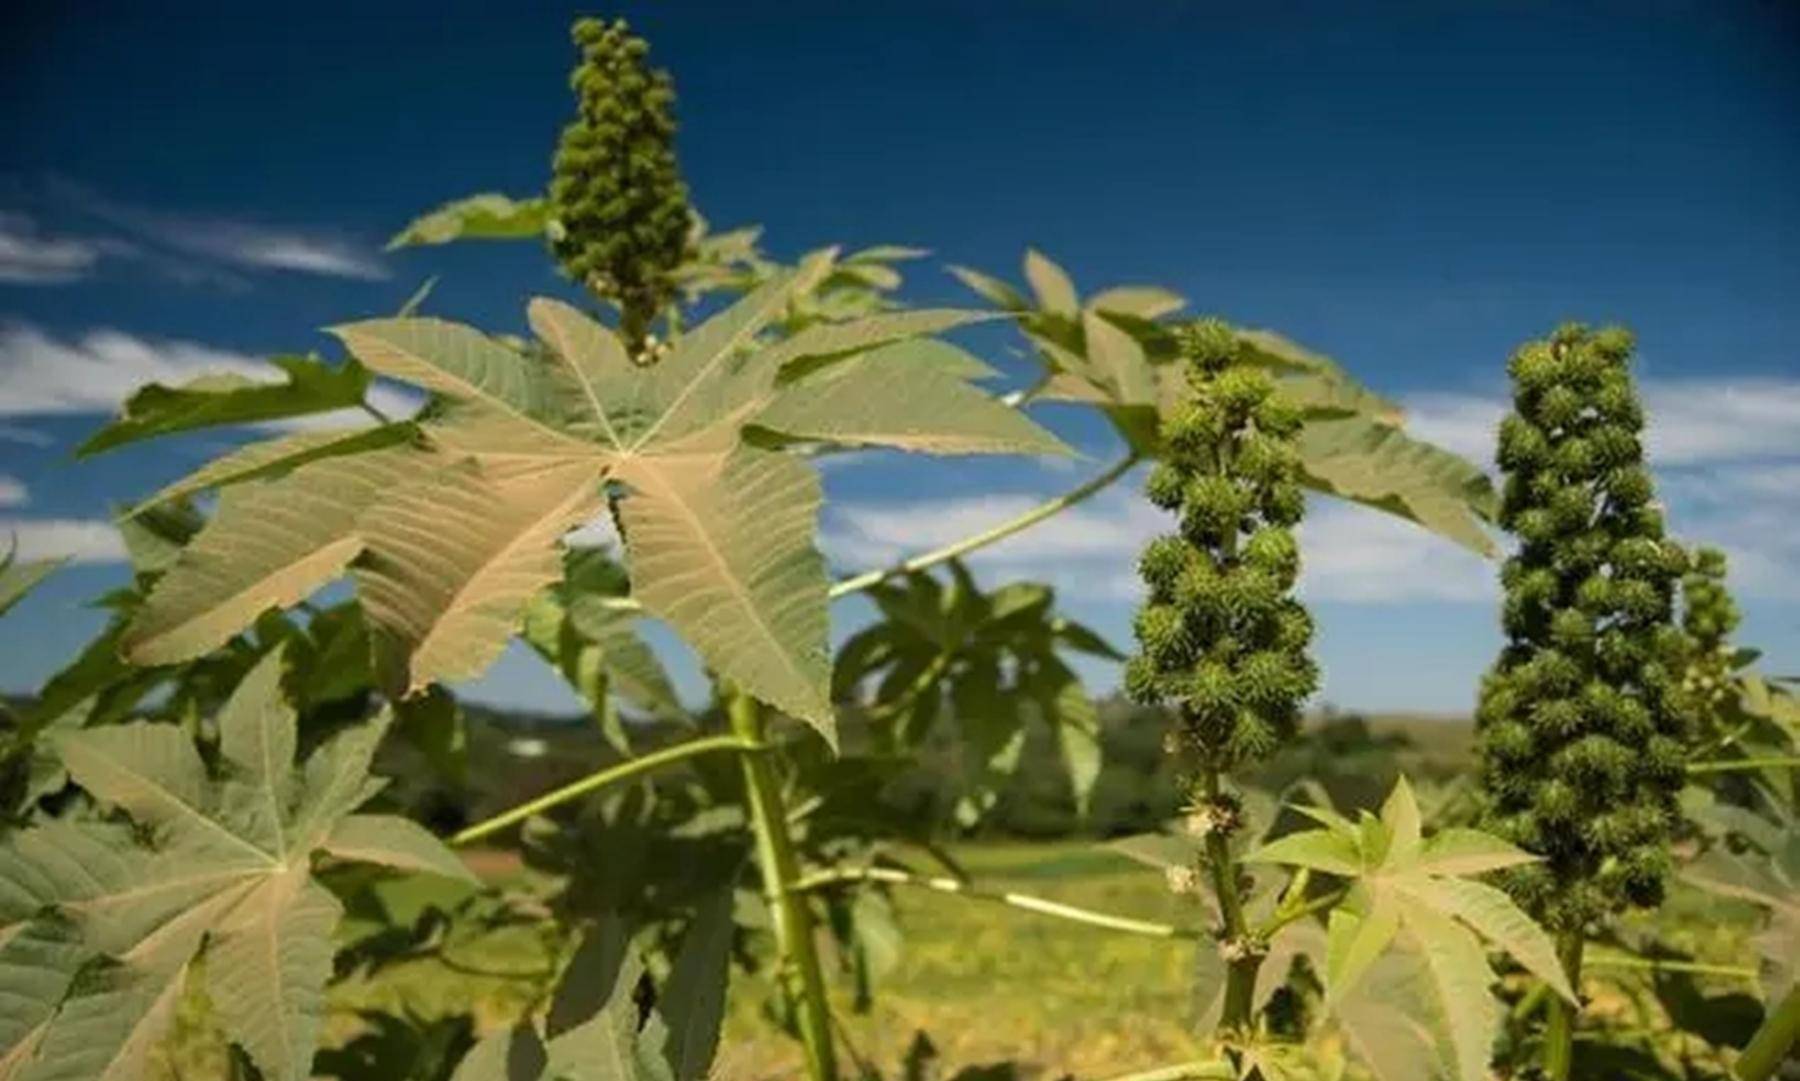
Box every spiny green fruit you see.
[1126,319,1318,786]
[1476,324,1690,934]
[550,17,692,356]
[1679,546,1740,732]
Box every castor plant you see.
[1473,323,1692,1077]
[1124,318,1319,1030]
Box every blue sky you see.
[3,1,1797,717]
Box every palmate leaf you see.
[1682,834,1800,997]
[122,258,1067,745]
[521,548,682,736]
[451,911,720,1081]
[0,650,470,1081]
[76,356,372,457]
[387,193,550,250]
[953,250,1499,555]
[1248,776,1571,1081]
[122,424,416,519]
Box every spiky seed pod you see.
[1678,546,1742,736]
[1475,324,1691,935]
[1128,319,1319,786]
[550,17,692,356]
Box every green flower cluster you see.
[550,17,692,354]
[1679,546,1740,729]
[1125,320,1318,783]
[1475,324,1691,933]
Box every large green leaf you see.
[658,890,734,1081]
[77,356,372,457]
[118,263,1061,741]
[1249,776,1570,1081]
[387,193,550,250]
[1683,836,1800,997]
[124,424,416,518]
[122,448,420,665]
[1,652,463,1081]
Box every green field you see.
[152,830,1760,1081]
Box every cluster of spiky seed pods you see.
[550,17,692,355]
[1125,319,1319,794]
[1475,324,1692,934]
[1679,546,1741,727]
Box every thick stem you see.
[796,865,1201,939]
[1543,933,1585,1081]
[1584,946,1756,980]
[1736,983,1800,1081]
[450,734,760,846]
[730,693,837,1081]
[1198,769,1260,1032]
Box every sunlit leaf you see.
[78,356,371,457]
[387,193,549,250]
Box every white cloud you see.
[68,191,388,282]
[0,518,126,564]
[0,475,25,508]
[0,323,417,423]
[0,214,122,285]
[1405,376,1800,470]
[1407,376,1800,601]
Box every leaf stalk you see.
[794,864,1202,940]
[449,734,761,846]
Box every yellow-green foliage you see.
[1475,324,1691,934]
[1124,319,1318,775]
[550,17,692,352]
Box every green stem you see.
[1198,770,1259,1033]
[730,693,837,1081]
[1584,946,1757,980]
[796,865,1201,940]
[829,452,1140,597]
[1543,933,1585,1081]
[595,452,1140,614]
[449,735,759,847]
[1256,886,1347,939]
[1688,756,1800,776]
[1736,983,1800,1081]
[1095,1061,1236,1081]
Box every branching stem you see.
[1198,770,1260,1032]
[449,734,760,847]
[795,864,1202,940]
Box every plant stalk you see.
[828,451,1140,597]
[796,865,1202,939]
[1736,983,1800,1081]
[1198,769,1260,1032]
[1543,933,1585,1081]
[730,692,837,1081]
[1584,946,1757,980]
[449,734,760,847]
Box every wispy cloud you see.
[0,518,125,564]
[0,212,127,285]
[72,190,388,282]
[5,184,389,285]
[0,475,25,508]
[0,322,417,424]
